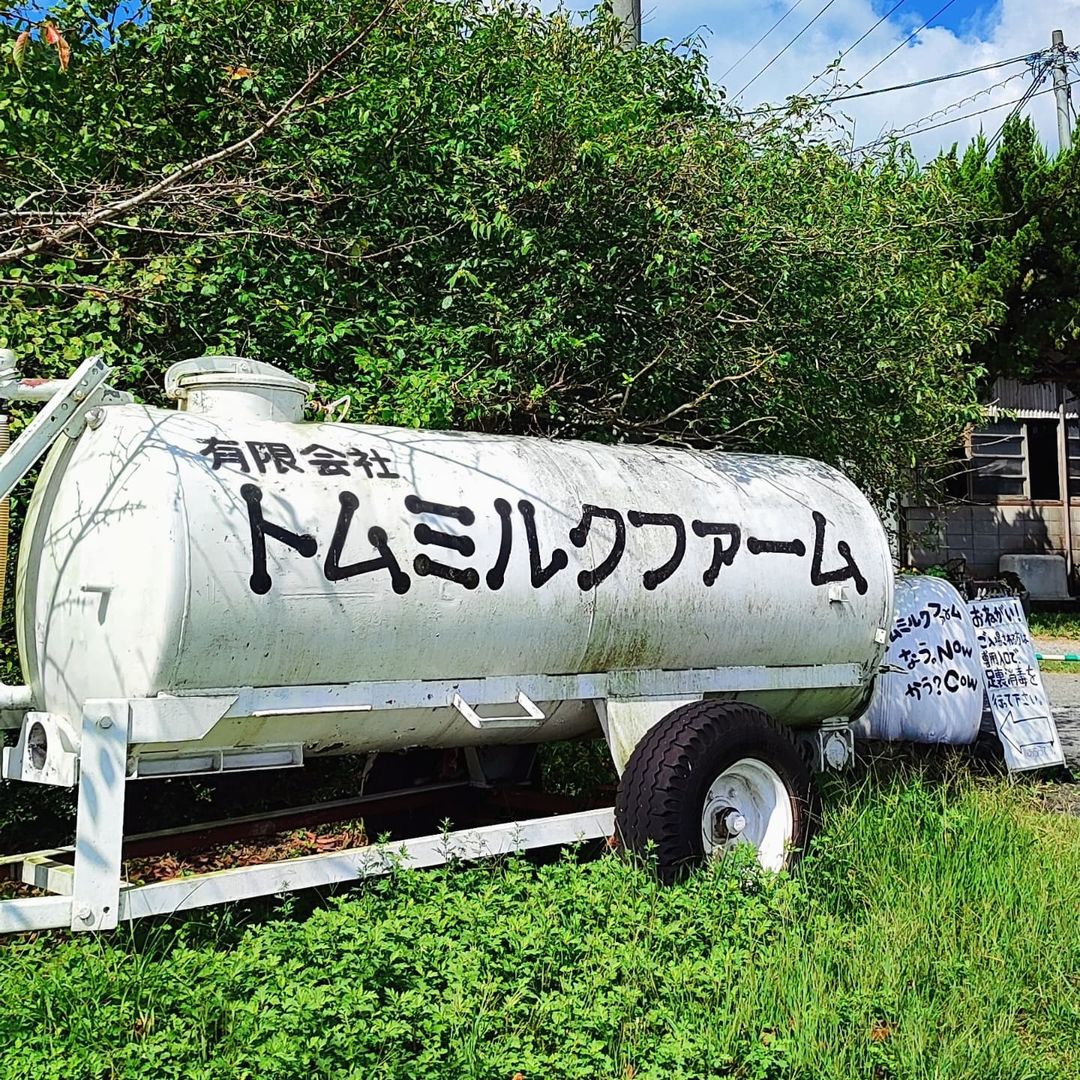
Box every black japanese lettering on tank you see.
[485,498,568,591]
[324,491,410,594]
[627,511,686,590]
[241,484,317,595]
[299,444,351,476]
[569,504,625,591]
[486,498,514,590]
[519,500,569,588]
[746,536,806,557]
[351,448,400,480]
[247,441,303,475]
[809,510,868,595]
[691,521,741,586]
[200,437,250,473]
[406,495,480,590]
[230,460,874,602]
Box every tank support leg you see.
[70,700,129,932]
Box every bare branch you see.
[0,0,399,266]
[0,278,167,306]
[619,356,771,430]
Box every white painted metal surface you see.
[0,807,615,933]
[701,758,793,871]
[599,696,702,774]
[0,356,898,932]
[119,807,615,921]
[0,894,73,935]
[856,576,985,745]
[15,361,894,763]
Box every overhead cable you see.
[796,0,911,99]
[826,53,1037,102]
[854,75,1077,152]
[735,0,841,99]
[877,67,1036,143]
[865,54,1047,149]
[760,52,1038,112]
[986,61,1052,153]
[717,0,808,84]
[846,0,960,94]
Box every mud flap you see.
[597,695,703,774]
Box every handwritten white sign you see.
[967,595,1065,772]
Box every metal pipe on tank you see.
[0,352,41,711]
[0,412,30,709]
[0,348,66,401]
[0,412,9,613]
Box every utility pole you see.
[611,0,641,49]
[1052,29,1073,152]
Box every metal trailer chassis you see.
[0,668,858,934]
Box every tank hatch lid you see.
[165,356,313,422]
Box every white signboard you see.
[967,595,1065,772]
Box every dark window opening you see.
[942,443,969,501]
[1068,418,1080,498]
[1027,420,1061,499]
[970,419,1025,500]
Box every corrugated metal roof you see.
[986,378,1079,419]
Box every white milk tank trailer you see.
[0,352,899,933]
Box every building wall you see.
[903,378,1078,582]
[904,503,1075,576]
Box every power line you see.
[827,53,1036,102]
[986,60,1052,154]
[717,0,808,84]
[735,0,841,99]
[796,0,911,99]
[862,54,1049,149]
[846,0,960,95]
[761,52,1036,112]
[855,75,1076,152]
[886,68,1034,140]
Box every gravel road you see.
[1042,672,1080,768]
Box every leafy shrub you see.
[1,771,1078,1079]
[0,0,993,502]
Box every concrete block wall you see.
[1070,505,1080,572]
[905,503,1060,576]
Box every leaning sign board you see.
[967,596,1065,772]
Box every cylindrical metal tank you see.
[16,361,894,757]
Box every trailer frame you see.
[0,661,864,933]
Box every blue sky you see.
[621,0,1080,157]
[12,0,1079,158]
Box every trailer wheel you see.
[614,701,814,880]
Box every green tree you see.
[943,116,1080,384]
[0,0,995,504]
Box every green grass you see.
[1038,659,1077,673]
[2,766,1080,1079]
[1028,612,1080,641]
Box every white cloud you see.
[640,0,1080,158]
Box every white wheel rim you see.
[700,757,795,871]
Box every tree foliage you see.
[0,0,996,499]
[942,117,1080,385]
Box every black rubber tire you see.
[614,701,815,881]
